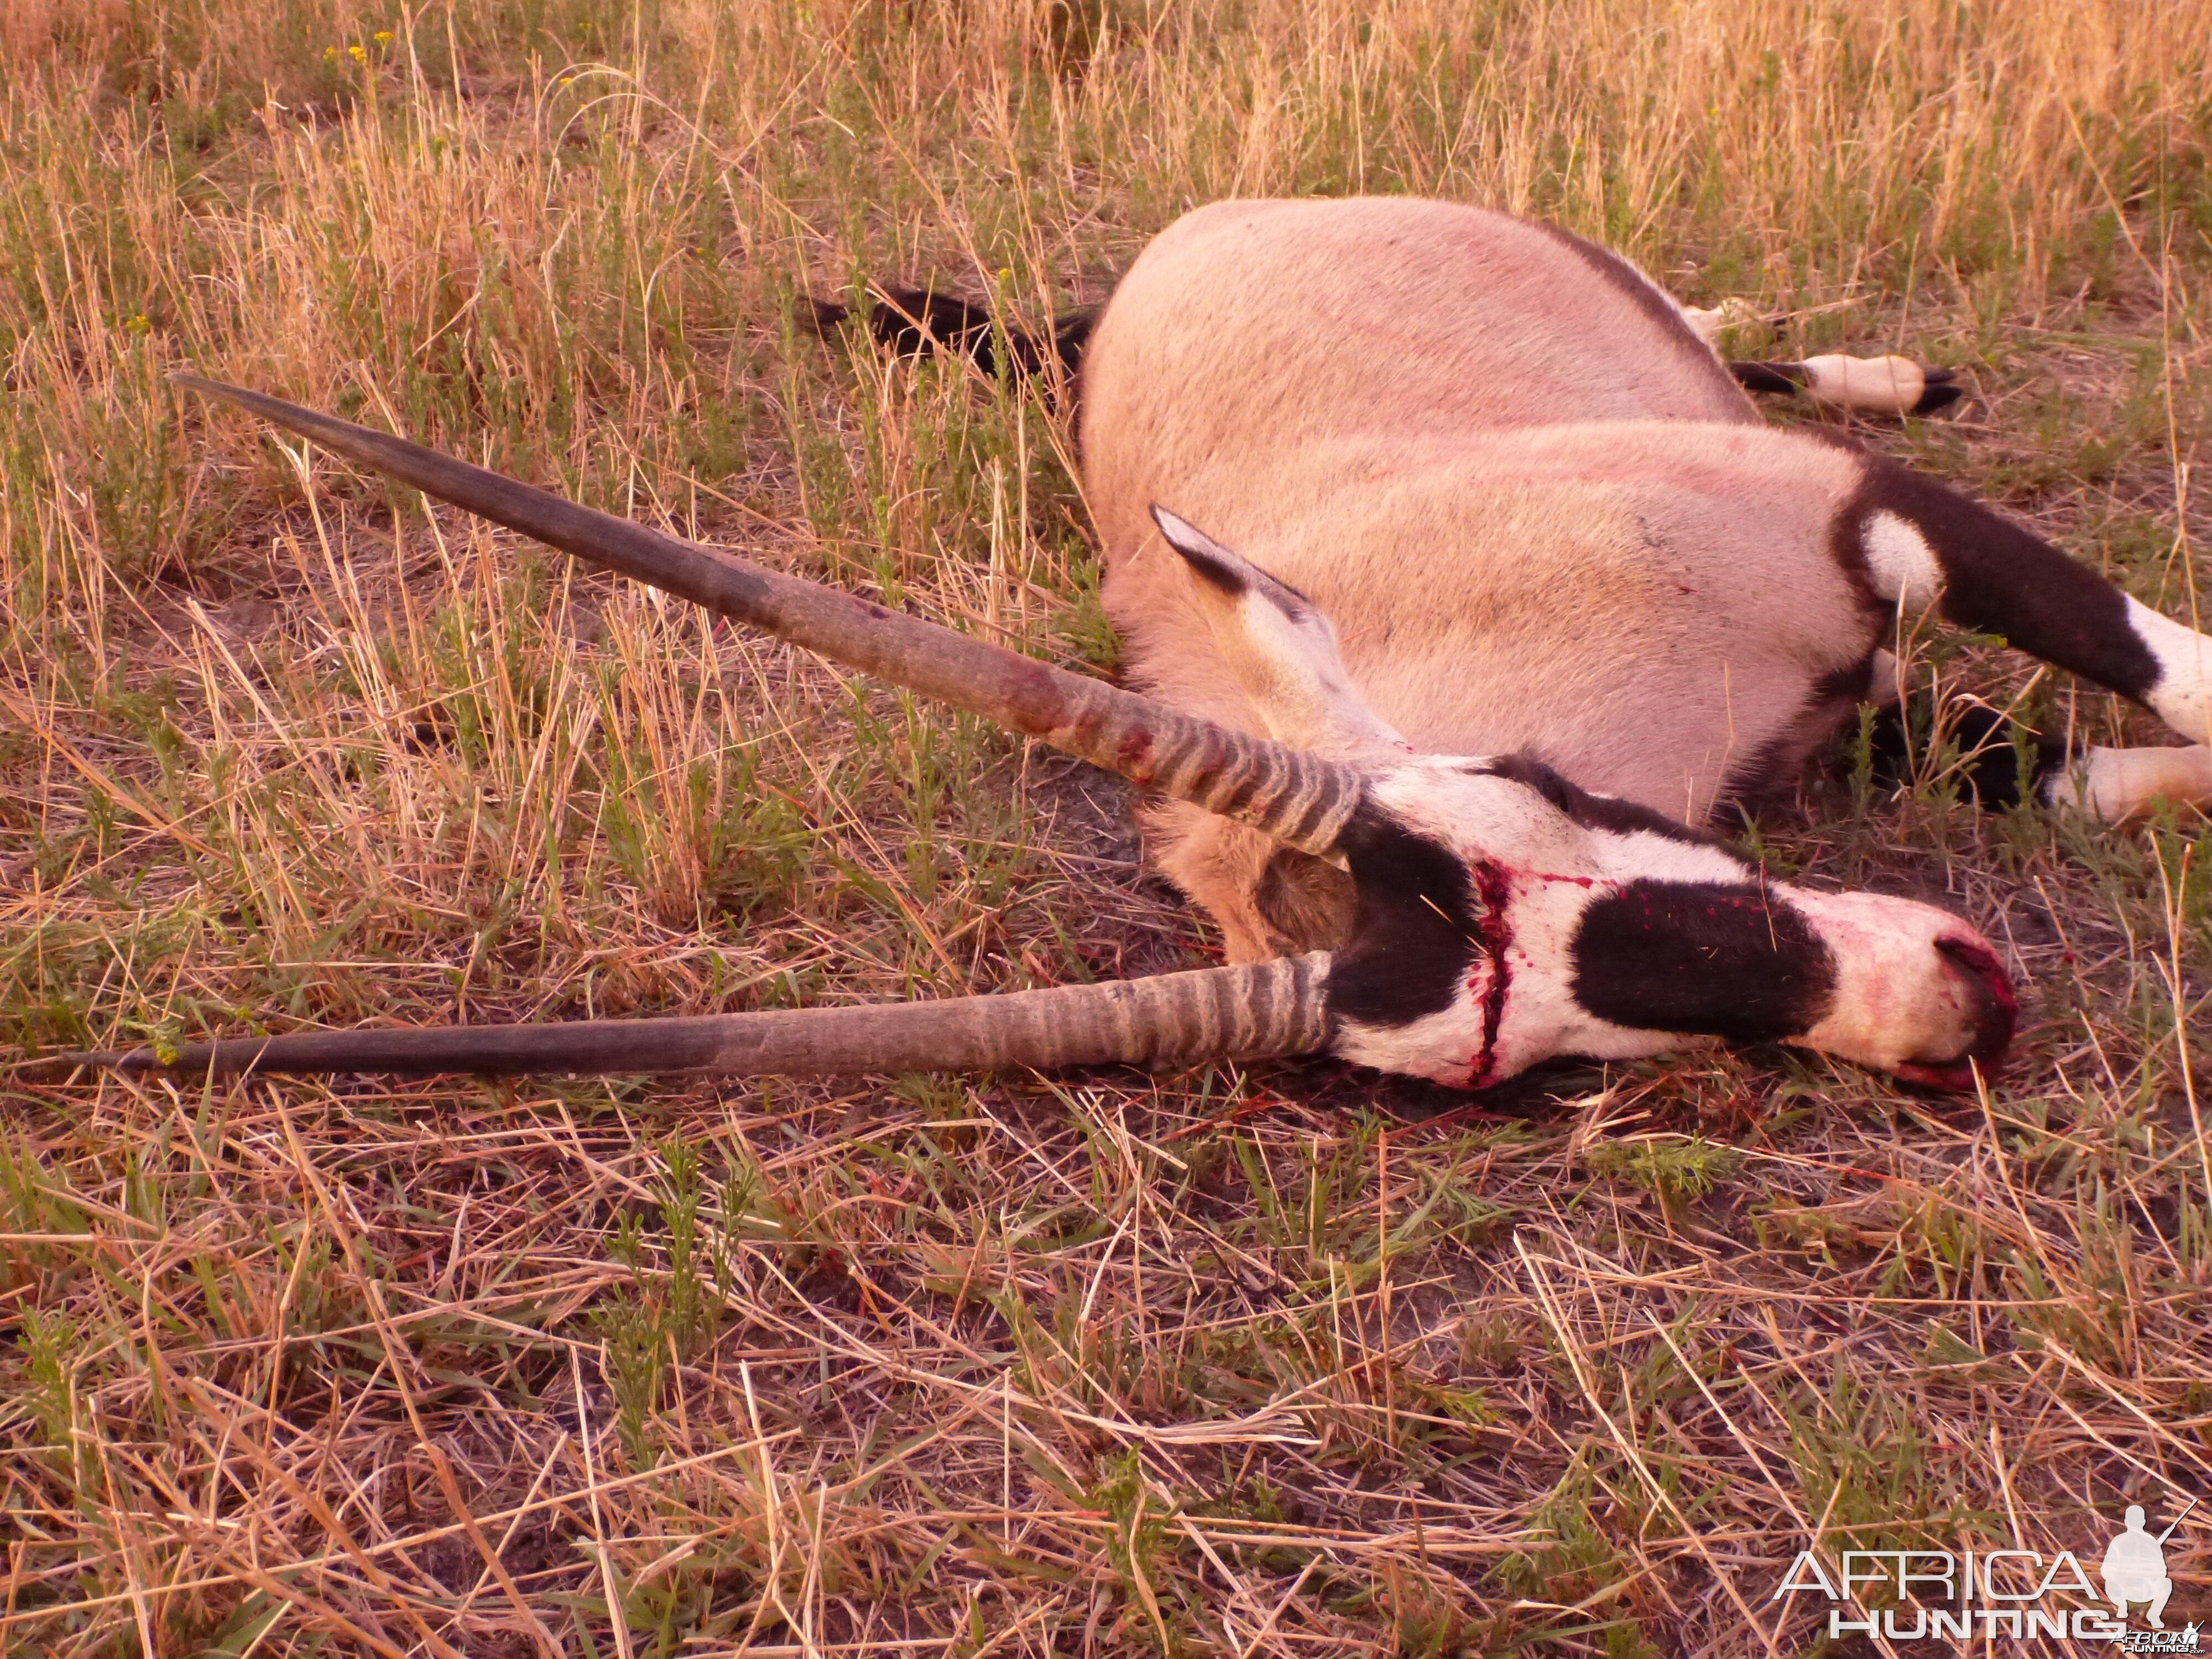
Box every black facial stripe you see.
[1323,806,1480,1031]
[1843,457,2161,701]
[1867,702,2068,812]
[1478,754,1732,849]
[1569,880,1838,1042]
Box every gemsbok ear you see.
[1150,505,1407,755]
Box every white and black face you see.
[1323,754,2016,1089]
[1143,505,2016,1090]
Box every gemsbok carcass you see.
[26,199,2209,1094]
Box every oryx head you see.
[27,378,2013,1092]
[1139,505,2015,1092]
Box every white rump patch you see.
[2127,596,2212,744]
[1862,510,1943,608]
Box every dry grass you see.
[4,1,2212,1653]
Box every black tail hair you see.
[808,285,1097,381]
[1729,358,1964,415]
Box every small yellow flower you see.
[123,314,151,335]
[349,43,368,62]
[324,44,341,61]
[373,29,394,43]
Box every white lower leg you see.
[2044,745,2212,821]
[1677,297,1763,347]
[1799,355,1945,415]
[2127,597,2212,745]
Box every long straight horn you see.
[171,377,1362,857]
[19,956,1332,1082]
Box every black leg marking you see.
[1912,369,1963,415]
[817,285,1097,381]
[810,286,1096,419]
[1729,360,1809,395]
[1736,358,1961,414]
[873,286,1001,365]
[1569,881,1838,1043]
[1840,458,2163,702]
[1866,703,2067,811]
[804,296,854,335]
[1050,307,1099,373]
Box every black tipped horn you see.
[170,375,1363,856]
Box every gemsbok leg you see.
[1845,466,2212,820]
[1729,356,1963,416]
[1866,697,2212,822]
[1673,298,1964,416]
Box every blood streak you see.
[1460,864,1610,1084]
[1465,859,1516,1086]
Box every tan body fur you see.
[1082,198,1887,958]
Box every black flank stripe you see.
[1717,655,1877,806]
[1527,222,1747,398]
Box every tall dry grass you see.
[3,1,2210,1654]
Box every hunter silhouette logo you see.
[2104,1499,2195,1632]
[1769,1495,2198,1645]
